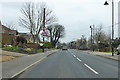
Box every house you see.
[0,20,18,45]
[0,21,18,35]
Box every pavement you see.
[2,50,27,57]
[81,50,119,61]
[1,49,59,79]
[17,49,118,79]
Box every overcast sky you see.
[0,0,119,43]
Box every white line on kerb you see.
[10,57,46,78]
[84,64,99,74]
[76,57,82,62]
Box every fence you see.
[0,33,15,46]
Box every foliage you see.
[44,41,52,48]
[24,48,32,52]
[27,42,41,49]
[3,45,14,50]
[114,40,120,48]
[37,49,43,53]
[13,35,27,48]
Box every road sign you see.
[41,31,47,36]
[41,25,47,31]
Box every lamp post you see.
[104,0,114,56]
[90,24,94,52]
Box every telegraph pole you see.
[90,26,93,51]
[42,8,45,52]
[104,0,114,56]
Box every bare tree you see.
[76,35,87,49]
[47,24,65,48]
[19,2,57,42]
[88,25,111,50]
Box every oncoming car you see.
[116,45,120,55]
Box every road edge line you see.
[10,57,46,78]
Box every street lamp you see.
[90,25,95,52]
[104,0,114,56]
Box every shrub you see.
[13,35,27,47]
[27,42,40,49]
[37,49,43,53]
[24,48,32,52]
[44,41,52,48]
[3,45,13,50]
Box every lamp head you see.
[104,1,109,5]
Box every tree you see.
[19,2,57,42]
[88,25,111,50]
[76,35,87,49]
[47,24,65,48]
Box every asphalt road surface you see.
[17,49,118,78]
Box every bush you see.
[3,45,13,50]
[24,48,32,52]
[44,41,52,48]
[27,42,41,49]
[37,49,43,53]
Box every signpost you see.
[41,8,47,52]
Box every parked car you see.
[62,46,68,50]
[116,45,120,55]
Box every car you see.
[116,45,120,55]
[62,46,68,50]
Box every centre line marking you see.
[84,64,99,74]
[76,57,82,62]
[73,55,76,57]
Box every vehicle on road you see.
[62,46,68,50]
[116,45,120,55]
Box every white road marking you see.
[84,64,99,74]
[76,57,82,62]
[10,57,46,78]
[73,55,76,57]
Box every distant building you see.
[118,1,120,38]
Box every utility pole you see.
[112,0,114,56]
[90,25,95,52]
[93,25,95,52]
[104,0,114,56]
[42,8,45,52]
[90,26,93,51]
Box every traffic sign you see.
[41,25,47,31]
[41,31,47,36]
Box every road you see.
[17,49,118,79]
